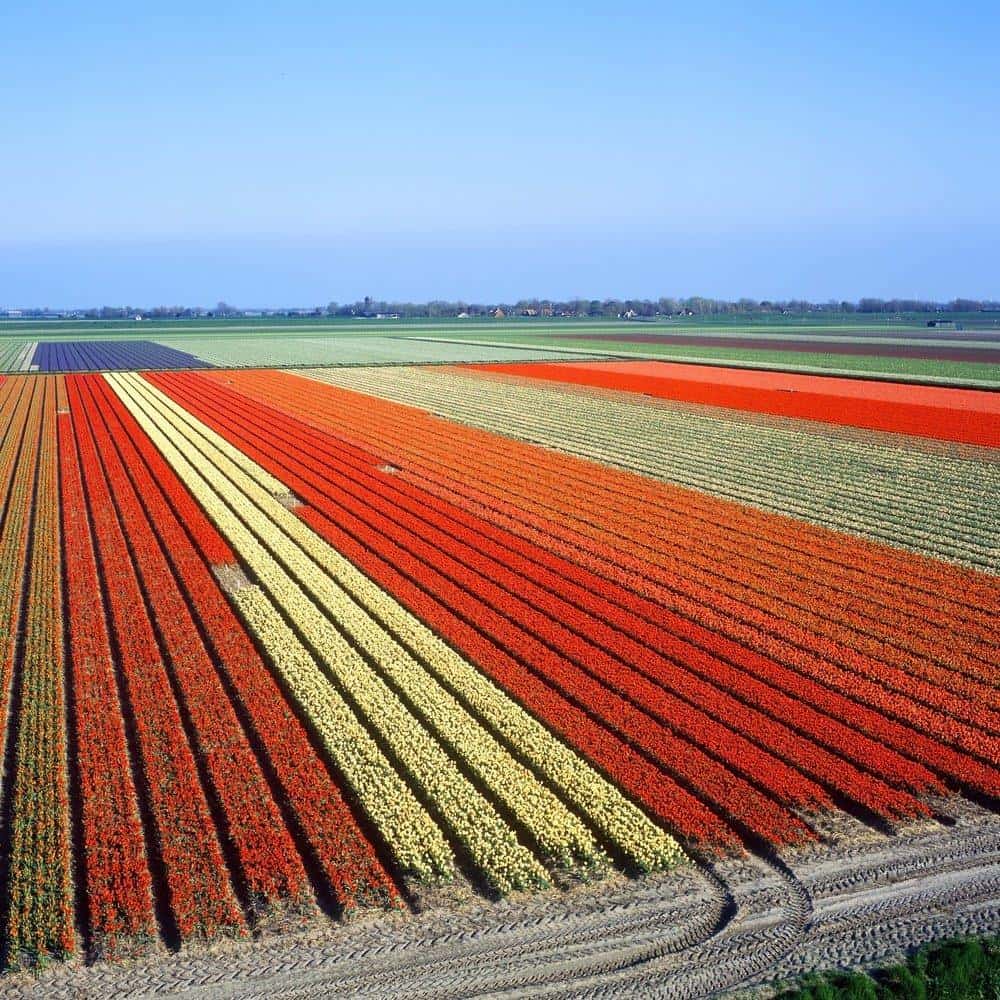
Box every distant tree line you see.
[322,296,1000,319]
[324,296,1000,319]
[6,297,999,321]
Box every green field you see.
[1,316,997,384]
[412,333,1000,383]
[153,334,587,367]
[4,308,999,335]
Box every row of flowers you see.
[4,378,76,968]
[69,377,246,942]
[148,369,688,872]
[273,372,998,778]
[90,375,400,913]
[204,369,999,804]
[459,374,991,565]
[451,432,994,716]
[72,375,309,913]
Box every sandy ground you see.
[0,800,995,999]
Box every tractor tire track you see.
[1,808,996,999]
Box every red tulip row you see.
[153,372,944,846]
[285,375,996,713]
[70,375,308,914]
[411,418,998,710]
[67,376,246,941]
[184,381,931,818]
[221,373,998,764]
[167,371,999,802]
[284,367,999,648]
[154,372,928,825]
[86,374,400,913]
[463,360,1000,448]
[145,373,739,851]
[3,377,75,968]
[58,405,158,958]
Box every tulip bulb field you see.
[0,352,996,995]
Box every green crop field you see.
[414,334,1000,383]
[2,315,998,383]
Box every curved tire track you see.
[2,811,997,999]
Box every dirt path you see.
[2,806,996,998]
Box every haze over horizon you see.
[2,1,998,306]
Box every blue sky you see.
[1,1,997,306]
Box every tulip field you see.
[0,360,996,978]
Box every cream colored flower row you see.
[113,372,685,876]
[120,372,684,874]
[390,369,991,520]
[118,376,561,887]
[305,365,992,499]
[107,375,454,882]
[295,369,992,664]
[111,374,554,893]
[294,370,980,607]
[169,388,289,498]
[302,367,998,571]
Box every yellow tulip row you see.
[129,375,682,873]
[147,379,683,873]
[109,372,685,885]
[107,373,454,881]
[233,584,456,877]
[110,373,553,893]
[139,373,685,873]
[169,387,288,498]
